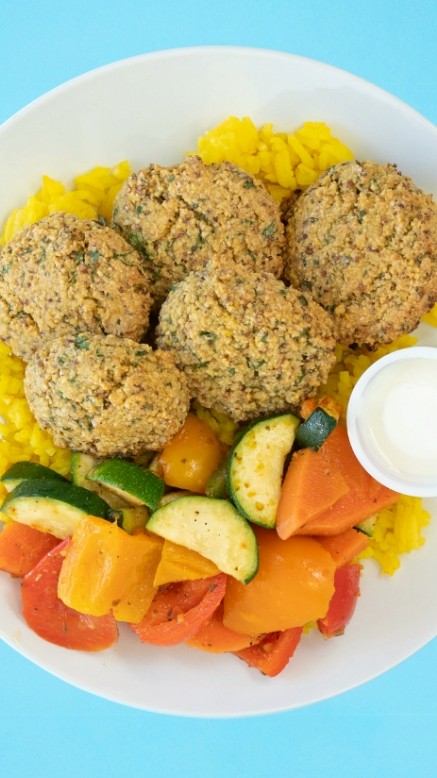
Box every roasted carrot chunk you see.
[315,527,369,566]
[277,424,399,538]
[276,443,350,539]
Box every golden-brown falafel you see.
[112,156,284,304]
[283,160,437,348]
[156,260,336,421]
[24,333,190,457]
[0,212,153,361]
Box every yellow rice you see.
[192,116,354,200]
[0,118,434,572]
[0,160,131,247]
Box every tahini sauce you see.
[360,358,437,480]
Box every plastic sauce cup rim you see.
[346,346,437,497]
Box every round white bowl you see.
[0,47,437,717]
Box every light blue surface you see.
[0,1,436,775]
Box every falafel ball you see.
[283,160,437,348]
[112,156,284,304]
[156,260,336,422]
[24,333,191,457]
[0,212,154,361]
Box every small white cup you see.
[346,346,437,497]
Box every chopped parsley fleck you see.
[262,222,276,239]
[73,250,85,264]
[189,361,209,370]
[191,233,205,252]
[247,357,266,371]
[89,250,101,261]
[74,335,90,350]
[127,231,147,251]
[199,331,217,343]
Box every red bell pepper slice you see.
[233,626,303,677]
[317,562,361,638]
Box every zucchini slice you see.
[147,495,258,583]
[205,452,231,499]
[108,506,150,534]
[355,515,377,537]
[70,452,129,509]
[0,461,68,493]
[88,459,165,511]
[0,479,110,539]
[295,397,341,451]
[228,414,299,528]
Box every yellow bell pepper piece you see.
[153,539,220,586]
[57,515,163,623]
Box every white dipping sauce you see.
[361,359,437,478]
[347,347,437,496]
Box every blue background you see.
[0,1,436,776]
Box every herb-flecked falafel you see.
[0,212,154,361]
[156,260,336,422]
[24,333,191,457]
[283,160,437,348]
[112,156,285,304]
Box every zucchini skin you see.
[1,461,69,484]
[1,478,110,518]
[228,413,299,529]
[295,407,338,451]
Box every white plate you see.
[0,46,436,717]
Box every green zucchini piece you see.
[205,452,231,499]
[228,413,299,528]
[0,479,110,539]
[147,495,258,583]
[295,407,338,450]
[70,452,101,486]
[88,459,165,511]
[0,461,68,493]
[108,506,149,534]
[70,452,129,509]
[355,515,377,537]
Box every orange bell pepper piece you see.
[153,538,220,586]
[57,515,163,623]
